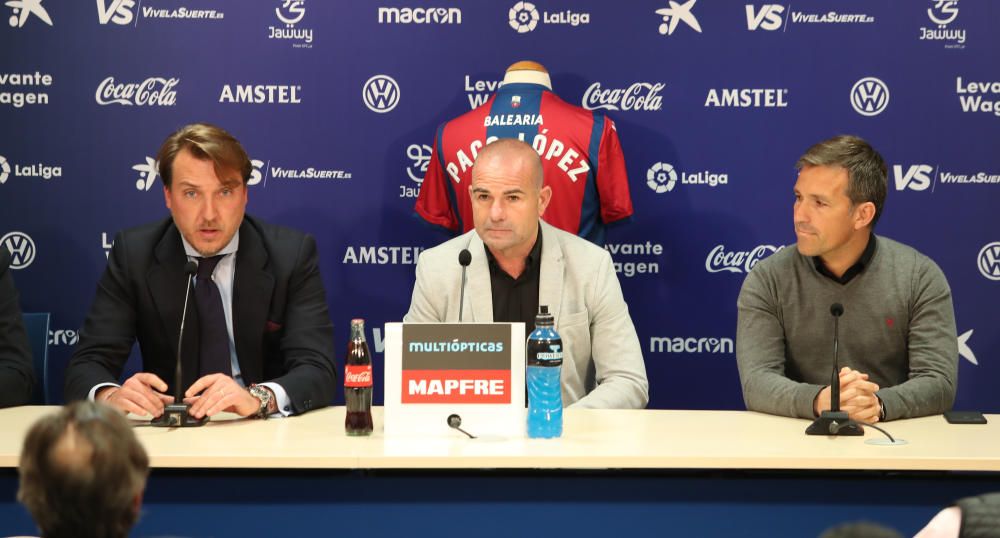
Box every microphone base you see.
[150,403,208,428]
[805,411,863,436]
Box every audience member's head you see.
[18,401,149,538]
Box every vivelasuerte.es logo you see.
[605,240,664,278]
[649,336,734,354]
[508,1,589,33]
[0,153,62,185]
[705,244,783,274]
[956,77,1000,117]
[96,76,178,106]
[378,6,461,24]
[745,4,874,32]
[704,88,788,108]
[343,246,424,265]
[1,71,52,109]
[219,84,301,104]
[582,82,665,112]
[646,162,728,194]
[893,162,1000,192]
[268,0,312,48]
[97,0,223,25]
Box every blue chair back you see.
[22,312,50,404]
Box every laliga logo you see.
[406,144,432,183]
[705,244,782,274]
[928,0,959,27]
[978,242,1000,281]
[1,231,36,270]
[646,162,678,193]
[0,155,10,184]
[96,77,179,106]
[362,74,400,113]
[6,0,52,27]
[508,1,538,33]
[851,77,889,116]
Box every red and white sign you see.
[344,365,373,387]
[402,369,510,404]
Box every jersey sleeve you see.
[596,118,634,224]
[413,124,460,232]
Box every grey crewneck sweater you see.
[736,235,958,421]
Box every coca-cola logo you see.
[582,82,664,111]
[95,76,179,106]
[705,244,783,274]
[345,365,373,387]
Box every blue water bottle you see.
[527,305,563,438]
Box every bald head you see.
[472,138,544,191]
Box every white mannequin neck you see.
[501,70,552,89]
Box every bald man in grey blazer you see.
[404,139,648,409]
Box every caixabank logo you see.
[6,0,52,28]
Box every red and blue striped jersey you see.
[414,83,633,246]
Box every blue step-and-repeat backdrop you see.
[1,0,997,410]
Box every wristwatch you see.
[248,384,273,419]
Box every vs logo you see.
[746,4,784,31]
[892,164,933,191]
[97,0,135,25]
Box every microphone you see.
[806,303,862,436]
[447,413,475,439]
[151,260,207,427]
[458,249,471,322]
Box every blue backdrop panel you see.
[1,1,997,410]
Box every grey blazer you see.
[404,220,648,409]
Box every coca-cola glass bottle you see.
[344,318,373,436]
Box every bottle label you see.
[344,365,373,387]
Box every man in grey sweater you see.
[736,135,958,422]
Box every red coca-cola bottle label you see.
[344,365,373,388]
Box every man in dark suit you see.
[65,123,336,419]
[0,247,34,407]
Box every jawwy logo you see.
[656,0,701,35]
[920,0,966,48]
[1,231,36,270]
[850,77,889,116]
[6,0,52,27]
[269,0,313,47]
[978,242,1000,281]
[508,1,538,33]
[363,75,400,113]
[96,0,135,25]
